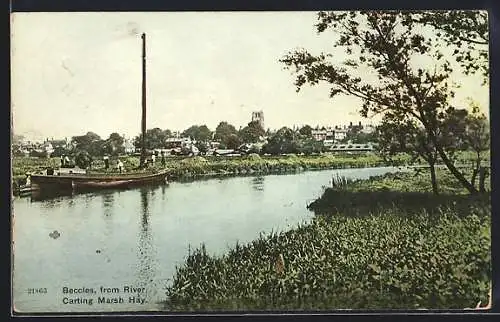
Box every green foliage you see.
[224,134,242,150]
[262,127,300,155]
[298,138,324,155]
[280,11,488,195]
[71,132,102,156]
[134,128,172,150]
[308,170,490,217]
[103,132,125,156]
[74,150,93,169]
[214,122,240,148]
[182,125,213,142]
[51,146,70,158]
[415,10,488,80]
[298,125,313,137]
[239,121,265,144]
[29,150,49,158]
[164,167,490,310]
[165,208,490,310]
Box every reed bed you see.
[165,207,490,310]
[164,169,491,311]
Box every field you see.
[163,169,491,310]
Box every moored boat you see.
[28,33,169,194]
[30,170,169,193]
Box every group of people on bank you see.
[57,152,166,173]
[103,156,124,173]
[102,152,166,173]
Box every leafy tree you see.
[225,133,242,150]
[72,132,101,151]
[134,128,173,150]
[262,127,299,155]
[347,131,377,144]
[214,121,241,148]
[449,105,490,190]
[214,121,238,140]
[377,117,440,194]
[280,11,486,194]
[415,10,488,81]
[72,132,105,156]
[299,138,324,155]
[182,125,213,142]
[299,125,313,137]
[239,121,265,144]
[51,146,70,158]
[103,132,125,156]
[75,150,93,169]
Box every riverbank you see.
[163,169,491,310]
[11,151,489,195]
[11,153,399,191]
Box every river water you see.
[12,166,401,313]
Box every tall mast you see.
[140,32,147,168]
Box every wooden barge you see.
[30,170,169,193]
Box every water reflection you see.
[161,185,166,202]
[251,176,265,191]
[136,188,159,304]
[101,192,114,218]
[31,189,73,204]
[101,192,115,240]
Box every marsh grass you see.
[164,168,491,311]
[165,208,490,310]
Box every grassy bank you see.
[163,169,491,310]
[11,151,488,190]
[162,154,398,180]
[11,153,395,188]
[307,169,491,217]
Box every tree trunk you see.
[471,168,478,189]
[429,161,439,195]
[471,151,481,189]
[422,118,478,195]
[435,145,478,194]
[479,166,488,193]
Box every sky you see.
[11,12,489,142]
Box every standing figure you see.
[104,155,109,170]
[117,159,124,173]
[64,155,70,167]
[161,151,166,167]
[60,155,65,167]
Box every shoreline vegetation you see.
[11,151,488,193]
[163,169,491,310]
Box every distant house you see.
[163,137,195,155]
[334,129,348,142]
[123,140,135,154]
[312,128,334,142]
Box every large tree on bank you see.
[280,11,488,194]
